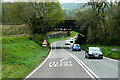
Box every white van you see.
[65,39,75,45]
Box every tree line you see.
[1,1,120,46]
[76,0,120,46]
[2,2,63,35]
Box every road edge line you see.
[71,52,99,78]
[63,49,94,78]
[48,42,56,58]
[24,42,55,79]
[62,46,99,79]
[103,57,118,62]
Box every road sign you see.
[42,39,48,47]
[52,34,53,36]
[52,34,53,38]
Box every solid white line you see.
[71,52,99,78]
[103,56,118,62]
[25,42,55,79]
[61,43,99,79]
[61,45,94,78]
[82,50,118,62]
[63,49,95,78]
[48,42,56,58]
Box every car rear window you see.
[89,48,100,51]
[74,44,80,47]
[70,41,73,43]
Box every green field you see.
[81,44,120,59]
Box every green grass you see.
[2,36,49,79]
[2,31,76,79]
[81,44,120,59]
[48,31,76,44]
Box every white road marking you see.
[67,61,73,67]
[70,52,99,79]
[60,58,68,62]
[54,63,57,67]
[88,60,103,61]
[69,61,72,63]
[61,43,99,79]
[49,58,72,68]
[56,62,59,67]
[65,61,68,64]
[63,49,95,78]
[60,61,62,67]
[82,50,118,62]
[49,62,56,67]
[25,39,100,79]
[48,42,56,58]
[25,42,56,79]
[103,56,118,62]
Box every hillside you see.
[60,3,86,10]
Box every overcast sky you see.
[59,0,87,3]
[1,0,118,3]
[1,0,88,3]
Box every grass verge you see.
[2,36,49,79]
[47,31,76,44]
[81,44,120,59]
[2,31,76,79]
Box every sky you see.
[1,0,88,3]
[59,0,87,3]
[1,0,118,3]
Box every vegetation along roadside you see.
[2,31,76,79]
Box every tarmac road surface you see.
[25,41,119,80]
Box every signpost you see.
[52,34,53,38]
[42,39,48,47]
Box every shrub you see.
[33,34,45,46]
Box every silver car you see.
[85,47,103,59]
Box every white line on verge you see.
[63,49,94,78]
[82,50,118,62]
[48,42,56,58]
[24,42,56,79]
[103,57,118,62]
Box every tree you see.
[76,0,120,45]
[2,2,64,34]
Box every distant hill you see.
[60,3,86,10]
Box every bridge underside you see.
[45,20,86,44]
[45,20,83,34]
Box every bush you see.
[33,34,45,46]
[75,34,84,45]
